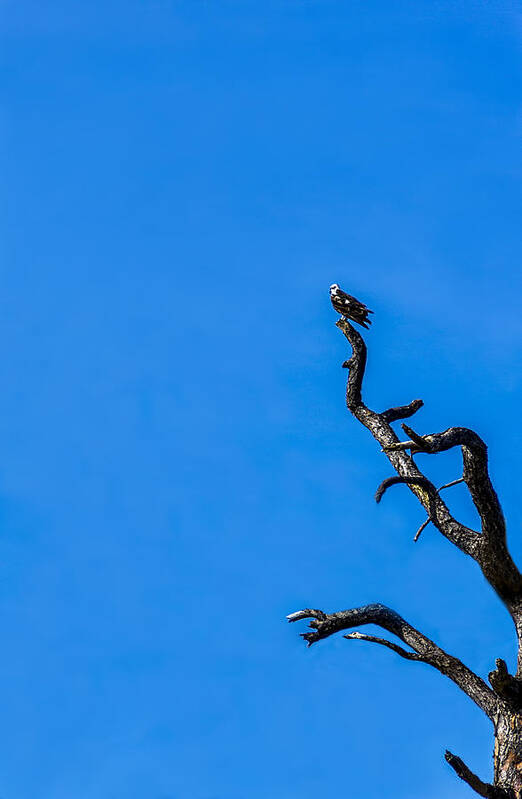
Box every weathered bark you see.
[490,661,522,710]
[287,311,522,797]
[494,711,522,797]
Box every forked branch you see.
[385,424,506,546]
[335,318,478,558]
[335,318,522,614]
[287,308,522,797]
[287,604,498,718]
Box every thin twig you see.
[413,518,431,542]
[344,631,428,662]
[439,477,465,491]
[444,751,509,798]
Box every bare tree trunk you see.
[495,711,522,797]
[287,311,522,798]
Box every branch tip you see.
[381,399,424,423]
[413,517,431,542]
[401,423,429,449]
[375,475,434,505]
[286,609,326,623]
[444,750,505,798]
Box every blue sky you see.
[1,1,522,797]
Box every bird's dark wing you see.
[330,287,373,328]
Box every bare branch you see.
[286,303,522,795]
[381,399,424,423]
[445,751,511,798]
[439,477,466,491]
[375,475,436,511]
[336,319,367,410]
[382,423,522,612]
[289,603,498,718]
[335,319,479,559]
[335,320,522,622]
[286,609,326,623]
[394,425,506,545]
[402,423,430,450]
[383,439,419,453]
[343,631,428,662]
[413,517,431,542]
[284,303,522,796]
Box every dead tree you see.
[287,316,522,799]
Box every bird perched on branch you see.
[329,284,373,329]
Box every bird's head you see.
[330,283,339,292]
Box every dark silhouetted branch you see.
[343,631,429,662]
[413,478,464,542]
[336,319,522,621]
[439,477,466,491]
[381,399,424,423]
[390,424,506,546]
[375,475,436,509]
[287,604,498,718]
[413,517,431,542]
[286,302,522,797]
[444,751,511,798]
[335,319,479,559]
[336,319,367,410]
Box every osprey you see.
[329,284,373,329]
